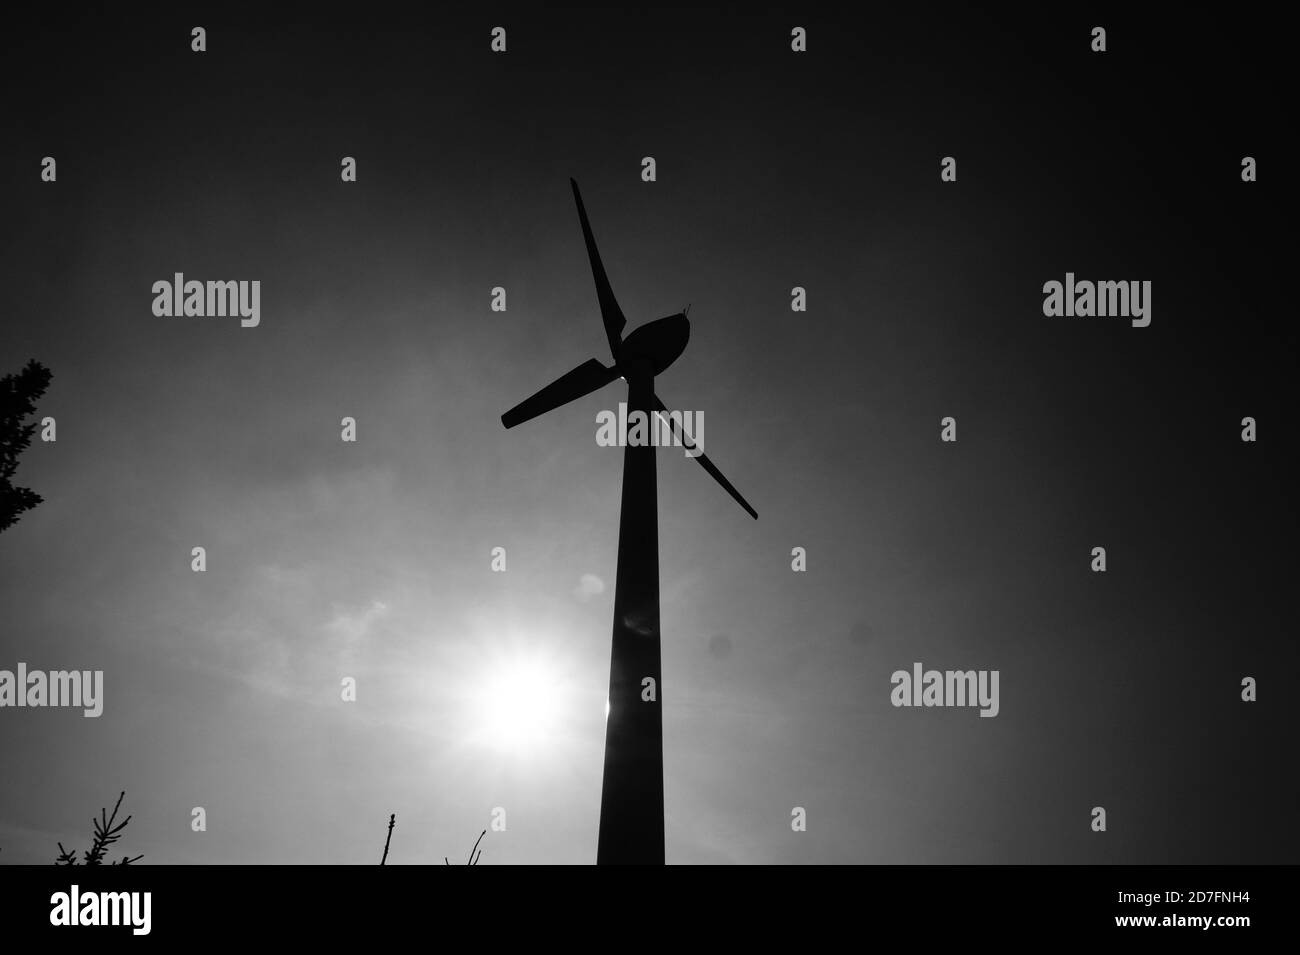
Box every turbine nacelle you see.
[616,312,689,377]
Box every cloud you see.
[573,573,605,601]
[326,599,390,643]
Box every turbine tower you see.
[501,180,757,865]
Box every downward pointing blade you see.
[653,396,758,520]
[501,358,621,429]
[571,179,627,360]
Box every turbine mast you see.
[596,358,665,865]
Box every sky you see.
[0,8,1294,864]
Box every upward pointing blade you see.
[501,358,621,429]
[653,396,758,520]
[571,179,627,359]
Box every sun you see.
[472,653,566,753]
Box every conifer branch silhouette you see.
[54,791,142,865]
[0,358,52,533]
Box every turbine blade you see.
[571,178,627,358]
[501,358,621,429]
[653,396,758,520]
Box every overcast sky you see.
[0,9,1294,864]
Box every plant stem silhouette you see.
[381,813,395,865]
[375,815,485,864]
[445,829,486,865]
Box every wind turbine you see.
[501,179,758,865]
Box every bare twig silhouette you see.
[375,814,485,865]
[445,829,486,865]
[381,813,396,865]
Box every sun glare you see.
[473,654,566,753]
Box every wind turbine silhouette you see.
[501,179,757,865]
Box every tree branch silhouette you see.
[0,359,52,533]
[381,813,395,865]
[55,791,142,865]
